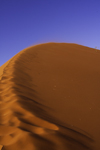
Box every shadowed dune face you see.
[0,42,100,150]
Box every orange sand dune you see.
[0,42,100,150]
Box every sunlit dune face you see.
[0,42,100,149]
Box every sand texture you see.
[0,42,100,150]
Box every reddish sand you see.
[0,42,100,150]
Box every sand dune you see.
[0,42,100,149]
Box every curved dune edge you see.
[0,42,100,149]
[0,44,59,149]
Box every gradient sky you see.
[0,0,100,66]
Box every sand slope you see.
[0,43,100,150]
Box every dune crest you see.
[0,42,100,149]
[0,47,59,149]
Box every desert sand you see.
[0,42,100,150]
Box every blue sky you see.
[0,0,100,66]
